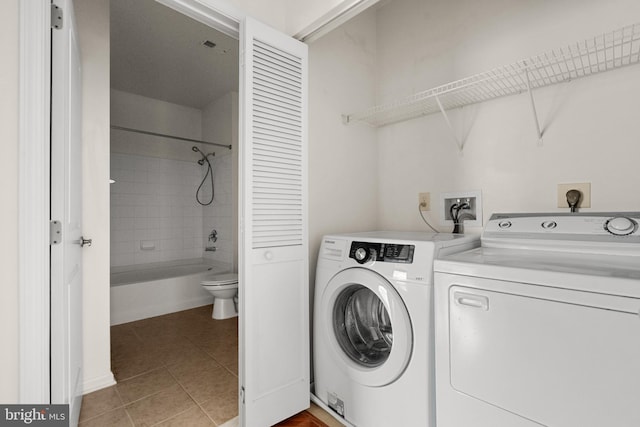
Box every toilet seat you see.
[202,282,237,291]
[201,273,238,287]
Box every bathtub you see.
[110,258,230,325]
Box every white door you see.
[51,0,84,424]
[239,17,309,426]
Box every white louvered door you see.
[239,17,309,427]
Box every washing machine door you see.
[320,267,412,387]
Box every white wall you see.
[375,0,640,233]
[308,8,379,279]
[111,89,203,160]
[223,0,353,36]
[75,0,115,393]
[284,0,345,35]
[222,0,287,33]
[0,0,19,404]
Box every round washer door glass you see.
[321,267,412,387]
[334,285,392,367]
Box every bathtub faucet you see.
[206,229,217,251]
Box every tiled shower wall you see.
[202,152,233,266]
[110,90,236,269]
[110,153,205,267]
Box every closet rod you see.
[111,125,232,150]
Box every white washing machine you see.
[314,231,479,427]
[434,213,640,427]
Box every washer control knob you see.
[498,220,512,229]
[541,221,557,230]
[354,246,371,263]
[605,217,637,236]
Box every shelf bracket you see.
[434,95,464,153]
[524,66,543,144]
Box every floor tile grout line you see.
[128,323,145,343]
[166,366,220,426]
[113,365,167,387]
[118,368,182,407]
[106,306,239,427]
[78,404,127,424]
[77,382,129,424]
[123,369,197,426]
[123,406,136,427]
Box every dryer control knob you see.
[354,246,371,264]
[605,217,637,236]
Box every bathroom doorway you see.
[107,1,311,424]
[109,0,239,324]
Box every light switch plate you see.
[557,183,591,208]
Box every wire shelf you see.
[343,23,640,128]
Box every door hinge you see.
[240,386,245,404]
[50,220,62,245]
[51,4,63,30]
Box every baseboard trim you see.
[83,372,116,395]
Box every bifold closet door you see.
[239,16,309,427]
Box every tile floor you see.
[79,305,342,427]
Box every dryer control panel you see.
[349,241,415,264]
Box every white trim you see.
[19,1,51,404]
[293,0,381,43]
[82,373,116,395]
[155,0,243,39]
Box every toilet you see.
[200,273,238,319]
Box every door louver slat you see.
[254,93,301,113]
[254,50,302,78]
[251,39,304,249]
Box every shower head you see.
[192,146,208,165]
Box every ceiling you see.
[110,0,239,110]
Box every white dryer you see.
[434,213,640,427]
[314,231,479,427]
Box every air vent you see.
[202,40,216,48]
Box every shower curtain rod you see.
[111,125,232,150]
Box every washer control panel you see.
[349,241,415,264]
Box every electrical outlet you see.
[419,193,431,211]
[557,183,591,208]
